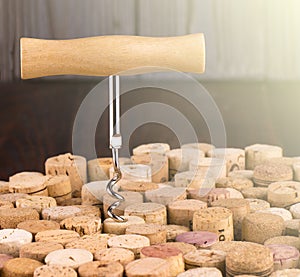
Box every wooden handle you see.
[20,34,205,79]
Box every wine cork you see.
[211,199,250,240]
[0,208,39,228]
[133,143,170,156]
[0,193,28,206]
[45,248,93,269]
[266,244,300,271]
[60,215,101,236]
[17,220,60,237]
[187,188,230,206]
[35,230,80,246]
[33,265,77,277]
[245,144,283,170]
[53,192,72,205]
[189,158,227,180]
[59,197,82,206]
[245,198,270,213]
[207,148,245,174]
[30,187,49,196]
[183,249,226,274]
[165,225,190,242]
[0,181,10,194]
[124,203,167,225]
[181,143,215,156]
[210,241,245,253]
[103,216,145,235]
[270,269,300,276]
[242,213,285,244]
[131,153,169,183]
[241,187,268,200]
[161,242,197,255]
[267,181,300,207]
[103,191,143,219]
[193,207,234,241]
[167,199,207,228]
[45,153,87,197]
[253,163,293,187]
[87,157,113,181]
[264,236,300,251]
[0,254,13,272]
[215,177,253,192]
[175,231,218,249]
[45,175,72,197]
[284,219,300,236]
[256,207,293,221]
[228,170,253,180]
[9,172,49,194]
[145,187,186,205]
[0,200,13,209]
[125,257,170,277]
[94,247,134,266]
[82,181,108,206]
[42,205,100,222]
[225,242,274,276]
[16,195,57,214]
[78,261,124,277]
[2,258,43,277]
[109,164,152,182]
[289,203,300,219]
[19,241,64,262]
[140,245,184,276]
[126,224,166,244]
[108,234,150,258]
[293,162,300,182]
[0,229,32,257]
[178,268,223,277]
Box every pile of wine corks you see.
[2,143,300,276]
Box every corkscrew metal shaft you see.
[106,75,127,222]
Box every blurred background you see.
[1,0,300,179]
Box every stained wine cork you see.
[54,192,72,205]
[161,242,197,255]
[183,249,226,273]
[133,143,170,156]
[45,175,72,197]
[9,172,49,194]
[0,208,39,228]
[126,224,166,244]
[108,234,150,258]
[124,203,167,225]
[140,244,184,276]
[181,143,215,157]
[270,269,300,276]
[45,248,93,269]
[60,215,101,236]
[245,198,270,213]
[125,257,170,277]
[103,191,143,219]
[94,247,135,266]
[178,267,223,277]
[228,170,253,180]
[242,213,285,244]
[16,195,56,214]
[78,261,124,277]
[103,216,145,235]
[45,153,87,197]
[145,187,186,205]
[87,157,113,181]
[17,220,60,237]
[256,207,293,221]
[225,242,274,276]
[211,199,250,240]
[187,188,230,206]
[19,241,64,262]
[215,177,253,192]
[33,265,77,277]
[267,181,300,207]
[0,181,10,194]
[284,219,300,236]
[109,164,152,182]
[266,244,300,271]
[167,199,207,228]
[245,144,283,170]
[0,229,32,257]
[175,231,218,249]
[42,205,100,222]
[193,207,234,242]
[35,230,80,246]
[241,187,268,200]
[131,153,169,183]
[165,225,190,242]
[253,163,293,187]
[2,258,43,277]
[264,236,300,251]
[189,158,227,179]
[207,148,245,174]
